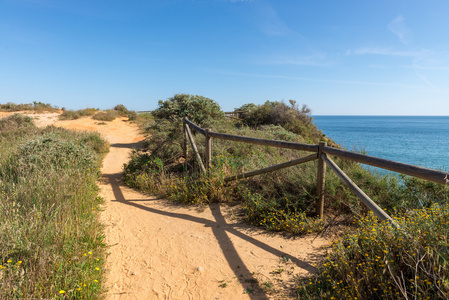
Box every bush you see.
[236,100,324,144]
[93,110,118,122]
[59,110,81,120]
[0,114,34,133]
[17,133,97,173]
[113,104,129,117]
[153,93,225,125]
[127,111,138,121]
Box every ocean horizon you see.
[312,115,449,172]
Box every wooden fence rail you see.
[183,117,449,223]
[224,154,317,182]
[323,146,448,185]
[322,153,394,223]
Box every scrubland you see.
[123,94,448,299]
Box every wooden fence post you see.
[205,128,212,171]
[316,142,327,219]
[183,117,188,159]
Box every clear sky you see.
[1,0,448,115]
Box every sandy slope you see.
[3,112,330,299]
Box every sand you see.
[2,112,330,299]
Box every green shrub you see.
[17,133,97,173]
[59,110,81,120]
[127,111,138,121]
[77,108,98,117]
[113,104,129,117]
[93,110,118,121]
[0,113,34,133]
[152,93,225,125]
[236,100,324,144]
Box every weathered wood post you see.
[183,117,188,159]
[205,128,212,172]
[316,141,327,219]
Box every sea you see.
[312,116,449,173]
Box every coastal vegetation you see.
[123,93,448,299]
[0,114,109,299]
[1,98,446,299]
[59,104,137,121]
[0,101,60,113]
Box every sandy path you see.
[3,112,330,299]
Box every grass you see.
[0,114,109,299]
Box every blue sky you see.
[1,0,448,115]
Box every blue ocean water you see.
[312,116,449,172]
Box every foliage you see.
[298,205,449,299]
[0,115,109,299]
[127,110,138,121]
[236,100,324,144]
[0,113,35,133]
[152,93,225,125]
[92,110,118,122]
[59,105,137,122]
[113,104,138,120]
[59,108,98,120]
[113,104,129,117]
[0,101,59,113]
[17,133,98,172]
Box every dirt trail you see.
[4,112,330,299]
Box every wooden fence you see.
[183,117,449,224]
